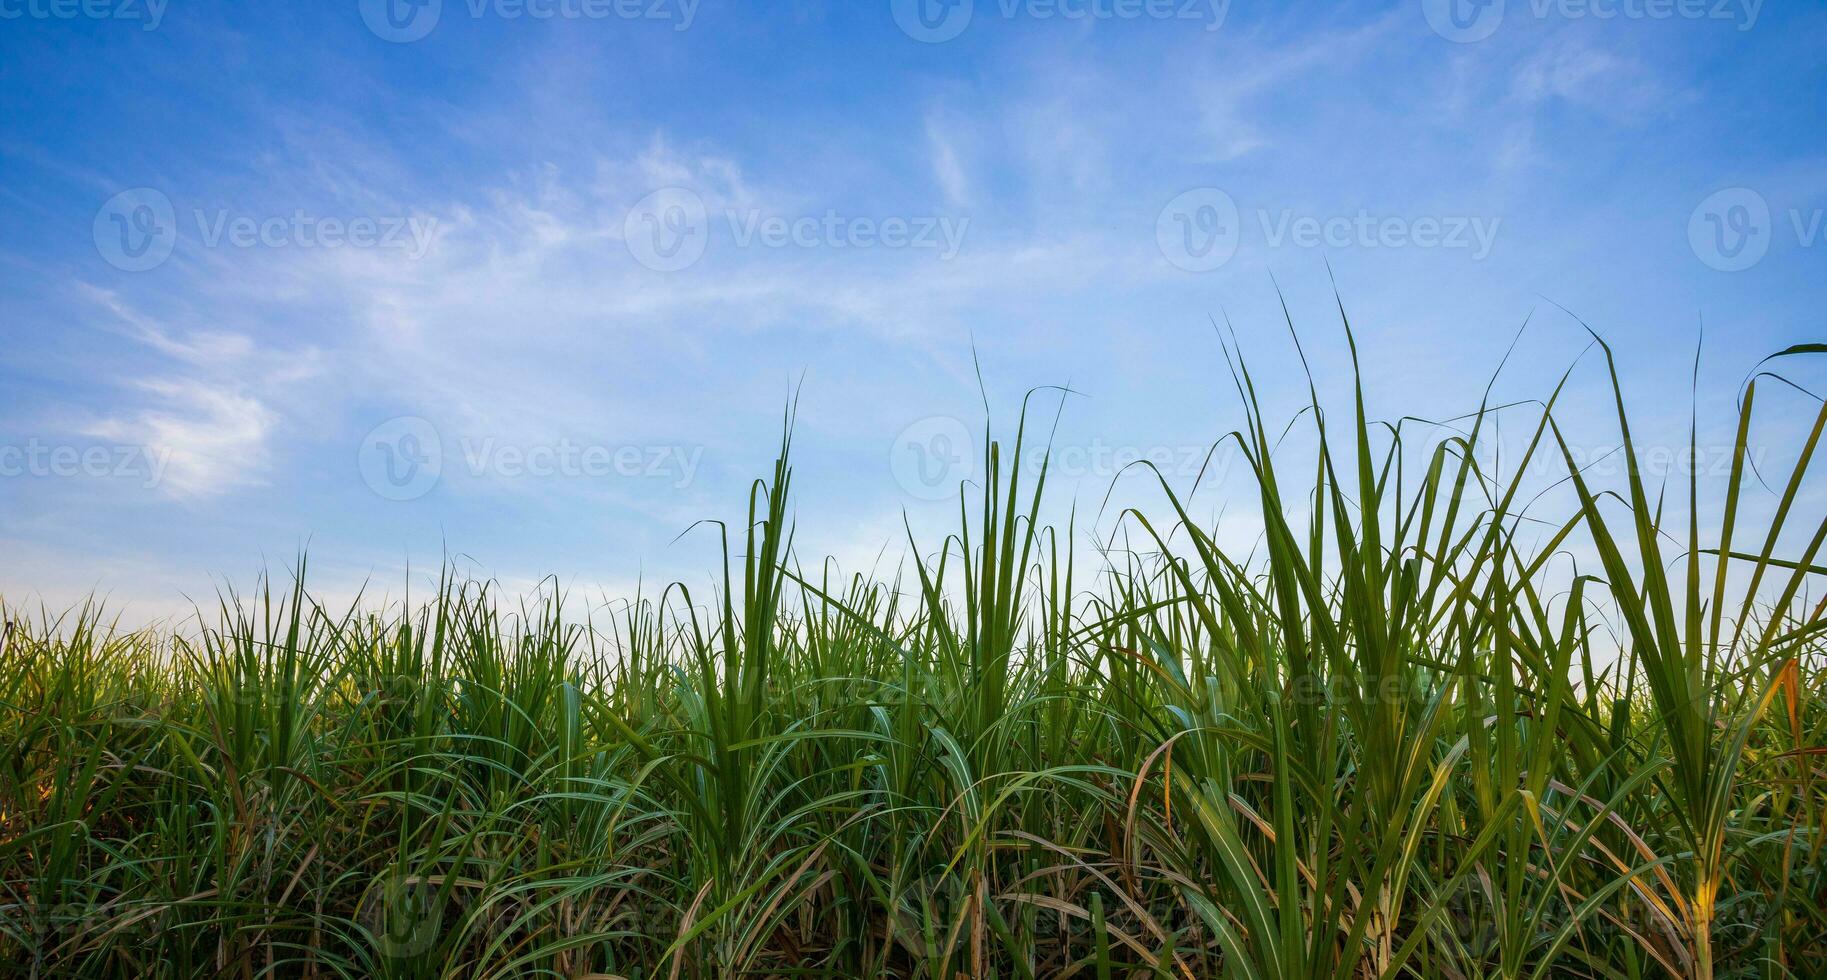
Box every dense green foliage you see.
[3,337,1823,978]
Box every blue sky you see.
[1,0,1822,623]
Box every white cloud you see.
[1509,39,1675,119]
[85,379,276,498]
[1183,12,1399,164]
[926,114,973,207]
[68,290,323,498]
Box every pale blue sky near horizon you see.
[1,0,1822,624]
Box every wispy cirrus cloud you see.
[69,287,322,497]
[0,2,1818,626]
[84,379,275,498]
